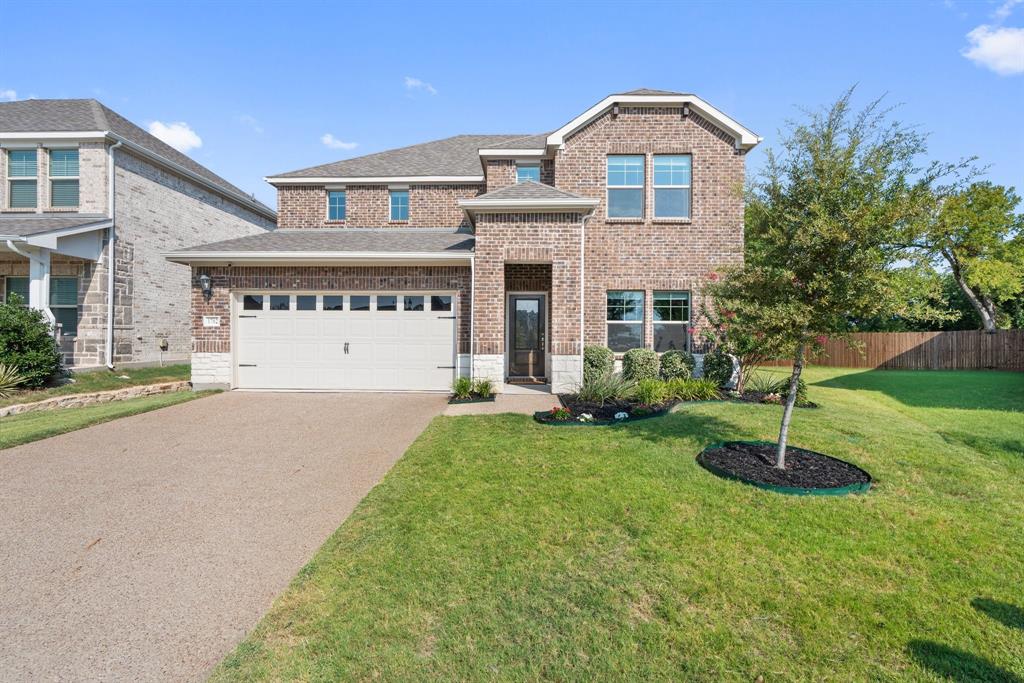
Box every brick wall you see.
[0,143,107,214]
[190,264,472,354]
[485,160,516,192]
[504,263,551,292]
[554,106,745,348]
[473,213,582,356]
[276,184,481,229]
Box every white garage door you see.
[234,292,457,391]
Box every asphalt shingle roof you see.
[0,99,272,213]
[271,134,533,179]
[175,228,475,254]
[0,215,111,238]
[470,180,586,201]
[617,88,688,96]
[483,133,549,150]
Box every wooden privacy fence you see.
[767,331,1024,371]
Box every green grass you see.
[0,363,191,408]
[0,390,213,449]
[213,368,1024,682]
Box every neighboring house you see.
[0,99,275,368]
[167,89,760,393]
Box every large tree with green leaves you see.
[905,182,1023,332]
[708,90,949,468]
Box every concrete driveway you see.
[0,391,446,682]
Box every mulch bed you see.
[448,395,496,404]
[698,440,871,493]
[534,397,678,425]
[730,391,818,409]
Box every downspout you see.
[6,240,55,324]
[579,211,592,379]
[105,139,123,369]
[469,254,475,381]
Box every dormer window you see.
[390,189,409,221]
[49,149,80,208]
[8,149,38,209]
[516,163,540,183]
[327,190,346,220]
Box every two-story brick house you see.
[168,90,760,393]
[0,99,276,368]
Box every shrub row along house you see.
[0,100,275,368]
[164,90,760,393]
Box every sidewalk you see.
[443,384,558,416]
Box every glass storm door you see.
[509,295,546,378]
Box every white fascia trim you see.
[458,198,599,211]
[23,219,113,249]
[478,149,546,157]
[266,175,484,185]
[0,131,108,142]
[546,95,762,149]
[164,250,474,265]
[106,133,277,220]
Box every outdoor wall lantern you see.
[198,273,213,301]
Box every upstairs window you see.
[516,163,540,183]
[327,190,346,220]
[390,189,409,221]
[654,155,691,219]
[8,149,38,209]
[606,290,644,352]
[49,149,80,208]
[606,155,644,218]
[653,291,690,352]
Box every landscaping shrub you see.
[702,351,735,387]
[0,363,28,398]
[583,345,614,384]
[473,378,494,399]
[622,348,659,381]
[0,296,63,388]
[660,350,695,380]
[634,379,669,406]
[747,373,809,405]
[451,376,473,400]
[666,377,720,401]
[574,372,636,405]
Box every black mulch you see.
[559,398,678,421]
[699,441,870,489]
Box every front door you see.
[508,294,546,379]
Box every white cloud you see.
[0,89,17,101]
[994,0,1021,21]
[147,121,203,153]
[404,76,438,96]
[962,25,1024,75]
[238,114,264,134]
[320,133,358,150]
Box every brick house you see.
[167,90,760,393]
[0,99,275,368]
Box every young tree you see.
[907,182,1024,332]
[708,90,948,469]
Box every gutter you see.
[163,250,474,265]
[106,139,123,369]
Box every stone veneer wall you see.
[276,184,481,229]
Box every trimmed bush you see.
[634,378,669,406]
[622,348,659,381]
[702,351,735,387]
[660,350,695,380]
[583,345,614,385]
[666,377,721,401]
[0,296,63,388]
[574,372,636,405]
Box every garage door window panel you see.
[323,295,344,311]
[269,295,290,311]
[377,295,398,311]
[243,295,264,310]
[351,296,370,311]
[404,295,424,311]
[431,295,452,311]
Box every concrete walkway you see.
[443,384,559,416]
[0,391,446,682]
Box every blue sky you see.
[3,0,1021,208]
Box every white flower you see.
[614,411,629,420]
[578,413,594,422]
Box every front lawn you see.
[0,363,191,408]
[0,390,213,449]
[214,368,1024,681]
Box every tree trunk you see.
[944,249,997,332]
[775,343,806,469]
